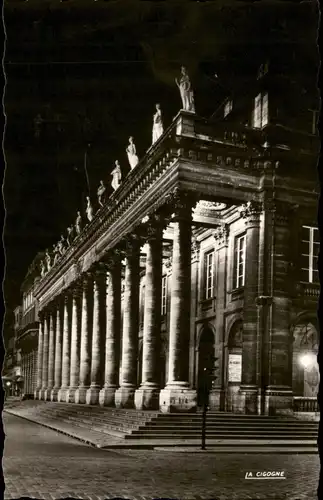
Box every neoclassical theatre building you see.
[13,66,320,415]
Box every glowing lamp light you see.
[299,353,315,369]
[6,381,11,387]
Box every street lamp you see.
[299,353,316,369]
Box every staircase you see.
[4,401,319,450]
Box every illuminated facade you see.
[13,65,320,415]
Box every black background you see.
[2,0,320,342]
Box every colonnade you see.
[35,199,197,412]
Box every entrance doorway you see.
[197,327,215,407]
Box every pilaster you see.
[209,223,229,410]
[39,310,50,400]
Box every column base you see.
[75,386,90,404]
[34,389,41,400]
[57,387,68,402]
[44,388,54,401]
[159,385,197,413]
[86,385,101,405]
[99,386,118,407]
[39,389,47,400]
[50,388,60,402]
[66,387,78,403]
[264,388,293,416]
[115,385,136,409]
[236,387,258,414]
[134,385,160,410]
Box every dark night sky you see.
[2,0,320,338]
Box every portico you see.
[32,110,318,415]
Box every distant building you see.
[14,62,320,415]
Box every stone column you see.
[39,311,49,400]
[100,253,122,406]
[35,315,44,399]
[159,192,197,412]
[115,237,141,408]
[135,219,163,410]
[44,307,56,400]
[58,294,72,402]
[66,286,82,403]
[86,267,107,405]
[51,299,63,401]
[264,202,294,415]
[239,201,262,414]
[209,224,229,411]
[75,275,93,404]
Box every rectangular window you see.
[234,234,246,289]
[161,276,167,315]
[224,99,233,118]
[301,226,319,283]
[204,250,214,299]
[252,93,268,128]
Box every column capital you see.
[121,233,143,257]
[239,200,262,225]
[103,248,123,269]
[165,188,197,221]
[213,223,229,248]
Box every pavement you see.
[2,412,320,500]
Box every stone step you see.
[131,428,317,436]
[65,415,133,434]
[148,418,318,427]
[140,424,318,433]
[125,432,318,440]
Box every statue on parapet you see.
[40,260,46,277]
[57,235,66,255]
[45,249,51,272]
[86,196,94,222]
[126,136,139,170]
[152,103,164,144]
[97,180,106,207]
[75,211,82,236]
[111,160,122,191]
[66,225,75,247]
[175,66,195,113]
[52,243,60,265]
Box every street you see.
[2,412,320,500]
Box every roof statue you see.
[45,250,51,272]
[126,136,139,170]
[111,160,122,191]
[97,180,106,208]
[75,211,82,236]
[175,66,195,113]
[152,103,164,144]
[86,196,94,222]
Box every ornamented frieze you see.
[193,200,227,216]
